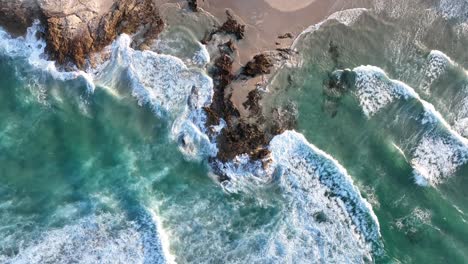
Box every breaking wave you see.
[0,212,169,264]
[421,50,468,138]
[217,131,382,262]
[350,65,468,185]
[0,20,95,92]
[0,15,385,263]
[96,34,217,160]
[293,8,368,48]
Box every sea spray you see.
[0,20,95,93]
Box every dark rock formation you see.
[215,11,245,40]
[328,40,341,68]
[202,11,245,45]
[0,0,164,69]
[0,0,42,36]
[241,54,273,77]
[203,30,296,166]
[216,122,270,161]
[324,69,356,95]
[187,0,198,12]
[322,69,356,117]
[243,89,262,116]
[278,32,293,39]
[203,38,273,162]
[44,0,164,68]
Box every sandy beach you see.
[162,0,371,115]
[193,0,371,114]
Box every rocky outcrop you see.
[0,0,164,69]
[278,32,293,39]
[241,54,273,77]
[187,0,198,12]
[203,14,296,167]
[204,37,271,162]
[42,0,164,68]
[0,0,42,36]
[203,10,245,43]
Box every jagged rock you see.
[203,31,297,166]
[0,0,42,36]
[217,122,270,162]
[187,0,198,12]
[242,54,273,77]
[243,88,262,116]
[43,0,164,68]
[0,0,164,69]
[218,39,236,54]
[278,32,293,39]
[216,10,245,40]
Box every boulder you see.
[0,0,165,69]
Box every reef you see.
[203,13,297,171]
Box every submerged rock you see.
[325,69,357,93]
[243,89,263,116]
[328,40,341,68]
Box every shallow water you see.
[1,1,468,263]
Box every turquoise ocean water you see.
[0,1,467,263]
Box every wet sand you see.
[199,0,373,112]
[167,0,372,114]
[265,0,316,12]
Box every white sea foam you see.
[353,65,418,117]
[438,0,468,21]
[422,50,468,138]
[412,133,468,186]
[269,131,381,246]
[0,21,95,92]
[192,44,210,67]
[395,207,433,233]
[215,154,274,193]
[421,50,453,94]
[216,131,382,261]
[0,211,169,264]
[99,34,216,160]
[351,65,468,185]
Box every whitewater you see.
[0,13,382,264]
[1,0,468,263]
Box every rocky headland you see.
[0,0,164,68]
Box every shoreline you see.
[189,0,372,116]
[0,0,373,173]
